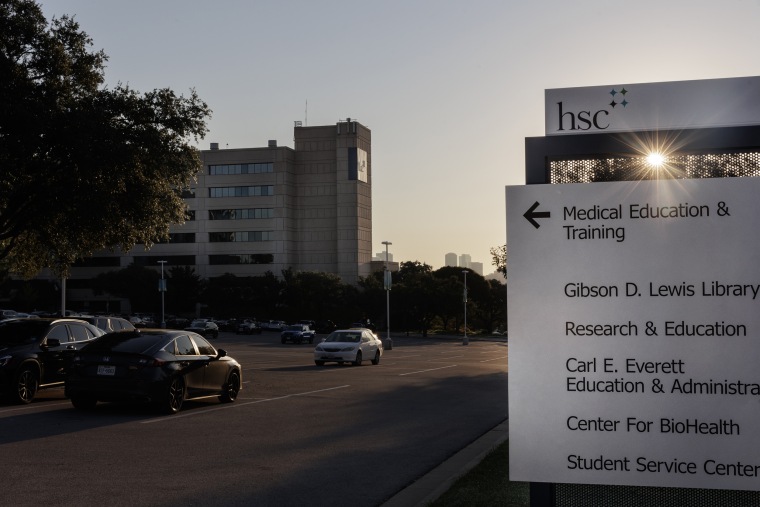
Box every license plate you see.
[97,365,116,376]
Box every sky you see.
[39,0,760,272]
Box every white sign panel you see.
[545,76,760,135]
[507,177,760,490]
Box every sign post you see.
[507,177,760,491]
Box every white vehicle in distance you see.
[313,328,383,366]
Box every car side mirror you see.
[44,338,61,348]
[216,348,227,359]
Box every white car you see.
[314,328,383,366]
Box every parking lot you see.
[0,331,508,507]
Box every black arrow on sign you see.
[524,201,550,229]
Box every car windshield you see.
[0,320,50,346]
[190,320,206,327]
[324,332,361,343]
[286,325,302,331]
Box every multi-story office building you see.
[444,252,457,267]
[51,119,373,313]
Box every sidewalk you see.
[380,419,509,507]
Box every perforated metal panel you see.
[549,151,760,184]
[554,483,760,507]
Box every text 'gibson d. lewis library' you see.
[43,119,373,314]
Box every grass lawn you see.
[427,439,528,507]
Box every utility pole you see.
[158,260,167,328]
[382,241,392,349]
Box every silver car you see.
[314,328,383,366]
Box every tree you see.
[166,266,202,315]
[490,244,507,278]
[0,1,211,277]
[91,263,159,314]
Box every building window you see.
[209,186,274,198]
[180,188,196,198]
[185,210,196,221]
[73,257,121,268]
[209,163,273,175]
[208,208,274,220]
[132,255,196,266]
[163,233,196,244]
[209,254,274,265]
[208,231,273,242]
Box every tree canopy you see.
[0,0,211,277]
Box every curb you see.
[380,419,509,507]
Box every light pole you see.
[463,270,469,345]
[382,241,392,350]
[60,276,66,317]
[158,260,167,328]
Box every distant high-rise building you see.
[459,254,471,269]
[375,251,393,262]
[445,252,457,267]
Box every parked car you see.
[236,319,262,335]
[260,320,287,331]
[313,328,383,366]
[184,320,219,339]
[65,329,242,414]
[281,324,316,344]
[0,318,105,404]
[314,320,337,334]
[77,315,136,333]
[0,309,18,320]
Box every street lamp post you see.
[60,276,66,317]
[158,260,167,328]
[463,270,469,345]
[382,241,392,350]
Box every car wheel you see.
[162,376,185,414]
[14,365,39,404]
[71,396,97,410]
[219,371,240,403]
[353,351,362,366]
[371,351,380,365]
[281,337,286,344]
[315,361,325,366]
[309,338,314,344]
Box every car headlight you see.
[315,346,324,352]
[0,355,13,367]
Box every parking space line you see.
[480,355,508,363]
[140,385,351,424]
[0,401,70,415]
[399,365,457,376]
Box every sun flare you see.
[646,152,665,168]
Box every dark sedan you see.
[0,318,105,404]
[65,329,242,414]
[184,319,219,339]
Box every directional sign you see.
[506,177,760,491]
